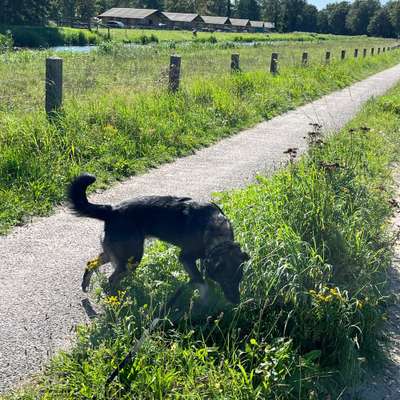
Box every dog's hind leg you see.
[82,252,110,292]
[106,237,144,292]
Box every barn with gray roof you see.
[162,12,203,29]
[98,8,168,27]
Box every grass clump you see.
[5,77,400,400]
[0,25,100,47]
[0,49,399,234]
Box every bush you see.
[0,25,99,48]
[0,30,13,51]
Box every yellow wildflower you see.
[104,295,120,307]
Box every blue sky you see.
[309,0,387,9]
[309,0,335,8]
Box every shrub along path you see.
[2,63,400,393]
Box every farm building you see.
[264,22,275,31]
[98,8,168,27]
[201,16,231,31]
[229,18,251,31]
[162,12,203,30]
[249,20,265,32]
[98,7,275,32]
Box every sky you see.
[308,0,387,9]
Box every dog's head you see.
[204,242,249,304]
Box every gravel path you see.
[2,64,400,393]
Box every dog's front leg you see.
[180,253,210,304]
[179,253,203,284]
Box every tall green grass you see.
[5,74,400,400]
[0,25,101,47]
[1,25,391,48]
[0,48,399,234]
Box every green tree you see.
[164,0,196,12]
[206,0,231,15]
[301,3,318,31]
[346,0,381,35]
[261,0,283,30]
[281,0,306,31]
[77,0,96,24]
[317,9,329,32]
[3,0,50,25]
[387,0,400,37]
[237,0,261,19]
[368,7,395,37]
[324,1,350,34]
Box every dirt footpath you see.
[2,64,400,393]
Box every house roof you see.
[250,20,264,28]
[162,12,201,23]
[98,8,158,19]
[264,22,275,29]
[229,18,250,27]
[201,15,230,25]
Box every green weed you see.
[0,45,399,233]
[5,74,400,400]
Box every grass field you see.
[1,24,393,48]
[4,72,400,400]
[0,40,398,234]
[97,28,377,45]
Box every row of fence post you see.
[45,44,400,116]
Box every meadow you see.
[0,39,398,234]
[5,70,400,400]
[0,24,390,48]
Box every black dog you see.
[68,174,249,303]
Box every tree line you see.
[1,0,399,38]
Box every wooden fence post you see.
[341,50,346,60]
[302,52,308,66]
[354,48,358,58]
[325,51,330,63]
[45,57,63,116]
[371,48,374,56]
[231,53,240,72]
[169,55,181,92]
[270,52,278,74]
[363,48,367,57]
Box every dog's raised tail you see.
[68,174,112,221]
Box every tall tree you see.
[237,0,261,19]
[324,1,350,34]
[3,0,50,25]
[301,3,318,31]
[77,0,96,24]
[368,7,395,37]
[206,0,231,16]
[346,0,381,35]
[317,9,329,33]
[260,0,283,30]
[281,0,306,31]
[387,0,400,37]
[164,0,196,12]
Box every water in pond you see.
[50,45,97,53]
